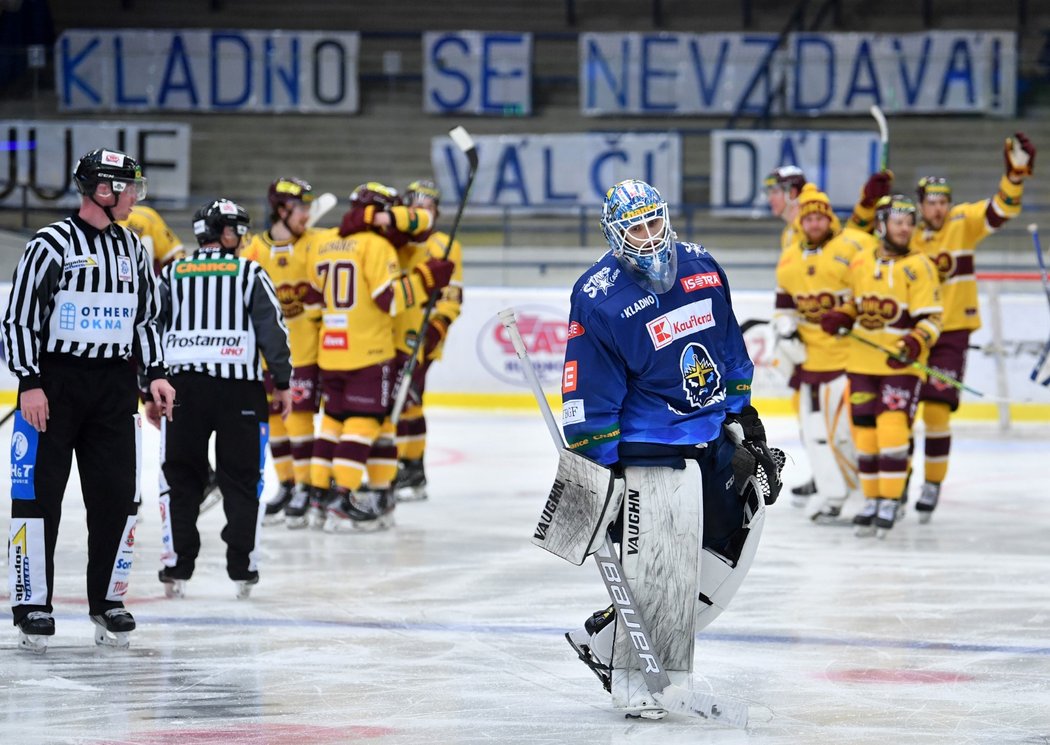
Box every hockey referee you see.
[151,198,291,601]
[2,148,177,652]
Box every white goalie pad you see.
[695,499,765,634]
[799,375,858,504]
[611,462,702,711]
[531,449,625,566]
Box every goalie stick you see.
[1028,223,1050,385]
[391,126,479,425]
[870,105,889,170]
[498,307,749,729]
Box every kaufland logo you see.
[646,298,715,350]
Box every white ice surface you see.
[2,410,1049,745]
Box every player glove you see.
[886,332,924,369]
[424,314,451,357]
[1004,132,1036,180]
[413,257,455,292]
[820,309,855,336]
[860,170,894,208]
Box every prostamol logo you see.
[646,298,715,350]
[533,479,564,541]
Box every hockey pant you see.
[8,359,141,624]
[799,374,858,510]
[158,373,268,582]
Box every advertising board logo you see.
[477,304,568,388]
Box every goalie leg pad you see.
[611,462,702,712]
[531,449,624,566]
[799,377,855,499]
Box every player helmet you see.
[601,179,677,294]
[267,177,314,215]
[402,179,441,210]
[874,194,917,252]
[763,165,806,195]
[73,148,147,199]
[349,181,399,212]
[193,198,251,246]
[916,176,952,203]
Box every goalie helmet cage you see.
[975,271,1047,431]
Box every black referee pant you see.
[160,372,268,582]
[10,357,140,625]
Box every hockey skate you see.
[809,497,849,525]
[790,478,817,507]
[284,484,312,529]
[915,482,940,524]
[875,498,899,538]
[852,498,879,537]
[394,458,428,502]
[158,568,186,599]
[17,611,55,654]
[307,486,333,530]
[565,606,614,693]
[262,480,295,525]
[90,608,135,648]
[234,574,259,600]
[200,466,222,513]
[324,487,394,533]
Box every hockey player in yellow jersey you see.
[821,195,943,538]
[240,177,325,528]
[303,183,452,532]
[907,133,1036,522]
[118,204,185,274]
[774,185,878,522]
[388,179,464,502]
[766,167,891,502]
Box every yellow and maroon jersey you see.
[775,227,877,372]
[242,228,326,367]
[909,175,1024,332]
[118,205,184,273]
[841,247,943,377]
[303,229,434,372]
[393,230,464,361]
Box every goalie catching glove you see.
[723,406,785,506]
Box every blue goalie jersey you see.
[561,242,754,466]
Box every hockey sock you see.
[922,401,951,485]
[396,403,427,461]
[875,410,910,501]
[285,411,316,486]
[268,413,294,483]
[310,415,342,490]
[333,417,381,491]
[853,424,880,499]
[367,419,398,488]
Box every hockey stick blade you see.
[449,125,478,168]
[869,105,889,170]
[305,192,337,229]
[654,684,749,728]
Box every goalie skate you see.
[17,612,55,654]
[91,608,135,648]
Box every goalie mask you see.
[600,179,677,295]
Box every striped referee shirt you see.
[158,246,291,387]
[2,214,165,391]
